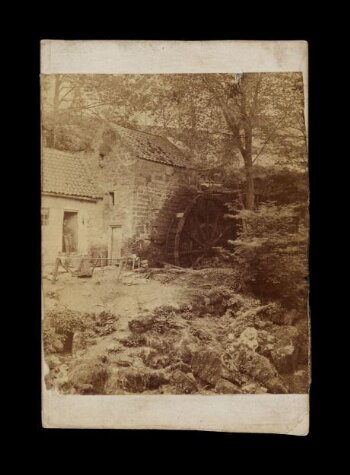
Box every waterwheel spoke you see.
[205,199,210,238]
[194,214,208,245]
[212,225,233,245]
[169,193,237,268]
[210,212,221,241]
[182,229,205,248]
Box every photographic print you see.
[41,41,309,433]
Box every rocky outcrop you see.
[230,347,288,393]
[270,326,303,374]
[66,359,110,394]
[215,379,242,394]
[105,368,168,393]
[191,349,223,386]
[171,370,198,394]
[128,316,155,334]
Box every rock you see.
[237,327,259,350]
[259,343,275,357]
[241,382,259,393]
[67,360,110,394]
[72,331,88,355]
[241,383,268,394]
[147,372,169,390]
[257,330,275,344]
[215,379,242,394]
[128,316,155,334]
[270,326,302,373]
[143,349,171,369]
[256,320,268,329]
[45,354,61,370]
[255,386,268,394]
[191,349,223,385]
[115,369,146,392]
[292,369,309,393]
[273,325,300,344]
[147,336,174,353]
[107,368,168,393]
[295,319,309,365]
[259,302,286,325]
[271,344,297,373]
[268,377,289,394]
[116,359,132,367]
[231,347,288,394]
[190,327,213,343]
[175,337,198,365]
[281,368,309,393]
[170,361,192,373]
[171,370,198,394]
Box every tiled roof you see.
[42,148,101,200]
[111,124,189,168]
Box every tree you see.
[200,73,307,209]
[230,202,308,310]
[42,73,307,208]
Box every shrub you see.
[230,203,308,310]
[45,309,85,332]
[43,309,85,354]
[43,309,120,355]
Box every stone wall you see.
[131,161,198,257]
[82,145,199,259]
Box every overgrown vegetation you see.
[229,202,308,310]
[44,280,309,395]
[42,72,309,396]
[43,310,118,354]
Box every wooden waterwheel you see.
[165,194,236,268]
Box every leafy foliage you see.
[43,310,118,354]
[41,73,306,171]
[44,309,84,335]
[230,203,308,309]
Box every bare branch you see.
[249,73,262,119]
[252,112,289,164]
[201,76,246,155]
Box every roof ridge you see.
[107,122,189,168]
[109,122,189,155]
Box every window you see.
[41,208,49,225]
[109,191,116,206]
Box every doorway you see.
[109,225,122,263]
[62,211,78,253]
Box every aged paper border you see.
[41,40,309,434]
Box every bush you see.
[43,310,119,354]
[43,309,85,354]
[230,203,308,310]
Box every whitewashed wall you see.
[41,195,104,267]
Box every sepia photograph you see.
[41,70,309,398]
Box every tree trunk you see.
[245,160,255,210]
[242,127,255,209]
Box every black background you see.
[6,8,335,463]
